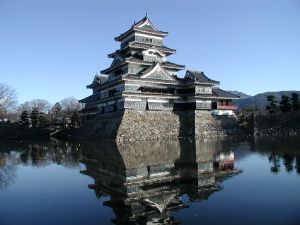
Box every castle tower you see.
[80,16,239,119]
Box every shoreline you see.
[1,112,300,142]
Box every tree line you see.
[0,83,81,128]
[18,98,81,128]
[266,93,300,114]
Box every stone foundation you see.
[195,111,241,139]
[76,110,241,142]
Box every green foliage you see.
[38,112,47,128]
[266,95,278,114]
[291,93,300,111]
[279,95,292,113]
[20,110,30,128]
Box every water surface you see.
[0,138,299,225]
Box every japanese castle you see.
[80,15,239,117]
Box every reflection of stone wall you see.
[77,110,240,142]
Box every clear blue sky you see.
[1,0,300,104]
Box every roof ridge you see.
[213,87,240,98]
[185,70,219,84]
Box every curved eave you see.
[194,81,220,86]
[212,88,240,99]
[195,95,240,100]
[126,59,185,71]
[101,61,126,74]
[108,43,176,58]
[163,63,185,70]
[128,43,176,55]
[86,83,98,89]
[108,52,117,58]
[79,95,99,103]
[115,27,168,42]
[122,74,179,85]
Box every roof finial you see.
[146,12,148,18]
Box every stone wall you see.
[195,111,240,139]
[253,113,300,137]
[74,111,124,140]
[74,109,241,142]
[116,110,194,142]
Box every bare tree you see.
[60,97,81,118]
[0,83,17,118]
[17,99,52,115]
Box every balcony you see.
[217,105,238,110]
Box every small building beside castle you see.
[80,15,239,118]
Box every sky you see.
[1,0,300,104]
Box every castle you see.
[78,16,239,141]
[80,15,238,117]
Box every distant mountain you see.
[227,91,251,99]
[230,91,300,110]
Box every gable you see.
[146,70,171,80]
[136,18,158,31]
[140,24,156,31]
[111,54,124,67]
[141,63,174,81]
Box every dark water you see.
[0,138,300,225]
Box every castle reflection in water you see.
[0,139,241,224]
[80,140,240,225]
[1,139,300,225]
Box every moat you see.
[0,138,300,225]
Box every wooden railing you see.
[217,105,239,110]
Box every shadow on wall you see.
[174,110,195,139]
[76,110,125,140]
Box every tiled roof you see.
[163,61,185,69]
[134,15,158,31]
[87,75,109,88]
[185,70,220,85]
[212,88,240,99]
[126,57,184,69]
[108,42,176,58]
[115,16,168,41]
[128,42,176,54]
[96,75,109,83]
[79,94,99,103]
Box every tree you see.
[266,95,278,114]
[52,102,62,118]
[38,113,47,128]
[51,102,62,127]
[30,108,39,128]
[60,97,81,118]
[0,83,17,118]
[291,93,300,112]
[279,95,292,113]
[71,110,81,128]
[17,99,52,115]
[20,111,30,128]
